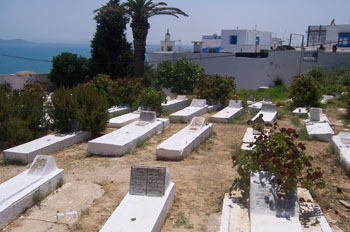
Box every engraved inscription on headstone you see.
[229,100,242,108]
[189,117,205,130]
[139,111,156,122]
[146,167,166,197]
[190,99,206,107]
[310,108,322,121]
[28,157,48,175]
[129,166,148,195]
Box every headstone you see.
[262,103,276,112]
[27,155,59,176]
[129,165,170,197]
[190,99,206,107]
[264,94,270,102]
[228,100,242,108]
[189,117,205,130]
[250,171,301,232]
[176,95,187,100]
[165,96,172,101]
[310,108,322,121]
[139,111,156,122]
[248,94,255,102]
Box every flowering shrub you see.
[136,87,165,115]
[89,74,118,106]
[194,74,237,105]
[231,123,325,199]
[290,74,321,107]
[114,78,143,107]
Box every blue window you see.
[338,33,350,47]
[230,35,237,44]
[256,36,260,45]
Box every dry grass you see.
[1,105,350,231]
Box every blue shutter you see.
[230,36,237,44]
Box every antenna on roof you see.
[330,18,335,25]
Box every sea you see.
[0,43,170,75]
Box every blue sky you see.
[1,0,349,45]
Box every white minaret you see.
[160,28,175,52]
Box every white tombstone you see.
[165,96,172,101]
[190,99,206,107]
[292,107,308,114]
[228,100,242,108]
[99,166,175,232]
[310,108,322,122]
[136,111,156,125]
[248,94,255,102]
[250,172,302,232]
[332,132,350,171]
[263,94,270,102]
[156,117,213,160]
[0,155,64,227]
[176,95,187,100]
[251,103,277,124]
[261,103,276,112]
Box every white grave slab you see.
[321,95,334,104]
[248,101,262,111]
[156,117,213,160]
[247,94,255,105]
[219,195,249,232]
[99,166,175,232]
[299,203,333,232]
[251,103,277,124]
[161,98,189,114]
[332,132,350,171]
[292,107,308,114]
[176,95,187,100]
[88,112,169,156]
[0,155,64,227]
[3,131,91,164]
[211,100,244,123]
[306,122,334,142]
[305,108,330,124]
[250,171,302,232]
[108,105,130,115]
[107,111,140,128]
[169,99,208,123]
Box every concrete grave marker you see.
[165,96,172,101]
[261,103,276,112]
[139,111,156,122]
[264,94,270,102]
[176,95,187,100]
[310,108,322,121]
[248,94,255,102]
[228,100,242,108]
[129,166,170,197]
[250,171,302,232]
[190,99,206,107]
[189,117,205,130]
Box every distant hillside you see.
[0,39,33,45]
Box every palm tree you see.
[98,0,188,77]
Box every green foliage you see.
[50,87,77,132]
[136,87,165,115]
[90,0,133,78]
[114,78,143,107]
[49,52,88,87]
[156,57,204,94]
[0,82,48,146]
[238,86,290,104]
[194,74,237,105]
[231,124,325,199]
[343,90,350,119]
[89,74,118,106]
[32,190,44,206]
[73,84,109,133]
[290,75,321,107]
[50,85,109,133]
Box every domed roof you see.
[15,71,37,77]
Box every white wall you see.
[202,38,221,48]
[148,50,350,90]
[0,73,55,91]
[326,25,350,51]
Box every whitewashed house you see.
[307,24,350,51]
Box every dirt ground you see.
[1,105,350,231]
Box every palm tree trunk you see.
[131,18,149,77]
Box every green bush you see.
[73,84,109,133]
[290,75,321,107]
[50,87,77,132]
[89,74,117,106]
[49,52,88,87]
[114,78,143,107]
[0,82,48,146]
[194,74,237,105]
[156,57,204,94]
[137,87,165,115]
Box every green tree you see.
[156,57,204,94]
[98,0,188,77]
[290,74,322,107]
[49,52,88,87]
[91,0,133,78]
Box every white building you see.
[200,29,274,54]
[160,29,175,52]
[307,24,350,51]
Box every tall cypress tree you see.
[90,0,133,78]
